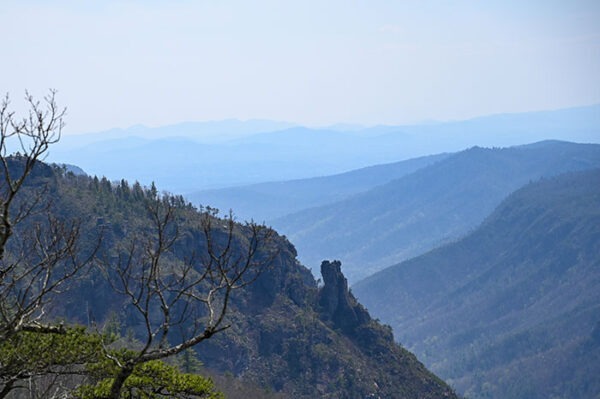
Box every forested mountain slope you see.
[273,141,600,282]
[6,162,458,399]
[188,153,448,222]
[354,169,600,399]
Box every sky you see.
[1,0,599,134]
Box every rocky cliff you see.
[318,260,370,334]
[14,164,459,399]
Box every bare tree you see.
[99,198,277,398]
[0,91,96,396]
[0,91,278,398]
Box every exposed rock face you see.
[318,260,369,334]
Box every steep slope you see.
[197,260,457,398]
[273,141,600,282]
[188,153,448,221]
[21,164,458,399]
[354,169,600,398]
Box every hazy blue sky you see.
[2,1,599,133]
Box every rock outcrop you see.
[318,260,370,334]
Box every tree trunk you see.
[108,364,134,399]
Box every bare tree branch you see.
[99,198,277,398]
[0,91,98,395]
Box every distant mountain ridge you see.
[353,168,600,399]
[387,103,600,145]
[62,119,298,146]
[48,104,600,194]
[188,153,449,221]
[272,141,600,282]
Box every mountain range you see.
[27,104,600,397]
[353,169,600,399]
[8,161,458,399]
[47,104,600,194]
[187,153,449,222]
[271,141,600,282]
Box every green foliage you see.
[175,349,204,374]
[76,359,223,399]
[0,326,102,377]
[0,327,222,399]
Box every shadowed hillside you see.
[6,161,458,399]
[354,169,600,398]
[188,153,448,222]
[273,141,600,282]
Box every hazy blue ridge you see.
[47,105,600,195]
[187,153,450,222]
[353,168,600,399]
[272,141,600,282]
